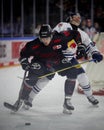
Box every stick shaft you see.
[39,59,94,79]
[18,70,28,99]
[18,59,94,80]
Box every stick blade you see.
[4,102,18,112]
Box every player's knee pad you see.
[77,73,93,96]
[20,80,32,100]
[65,78,76,96]
[36,77,50,89]
[32,77,50,94]
[25,76,38,86]
[77,73,89,86]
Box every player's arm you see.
[81,31,103,62]
[62,30,82,61]
[19,41,32,70]
[76,43,87,59]
[53,22,72,33]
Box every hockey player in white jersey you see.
[53,12,103,113]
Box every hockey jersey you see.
[20,30,81,64]
[53,22,99,57]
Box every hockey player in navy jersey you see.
[13,24,103,114]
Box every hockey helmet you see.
[66,11,81,26]
[39,24,52,38]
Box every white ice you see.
[0,66,104,130]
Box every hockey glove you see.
[76,44,87,59]
[19,57,30,70]
[92,52,103,63]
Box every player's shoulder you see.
[26,37,40,46]
[53,22,72,32]
[56,22,70,26]
[78,28,88,35]
[78,28,92,43]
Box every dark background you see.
[0,0,104,37]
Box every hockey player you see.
[53,12,103,111]
[23,14,103,114]
[8,24,103,113]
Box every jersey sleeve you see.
[20,41,32,58]
[78,28,99,56]
[61,30,81,61]
[73,30,82,45]
[53,22,72,33]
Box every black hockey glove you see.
[76,44,87,59]
[19,57,30,70]
[92,52,103,63]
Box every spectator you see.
[93,22,101,42]
[14,17,22,36]
[80,18,87,31]
[94,22,101,33]
[84,19,97,40]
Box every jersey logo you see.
[53,45,62,50]
[58,23,63,27]
[67,39,77,48]
[61,58,71,63]
[31,63,41,69]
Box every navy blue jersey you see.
[20,30,81,64]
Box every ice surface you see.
[0,66,104,130]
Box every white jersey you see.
[53,22,99,58]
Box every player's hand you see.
[19,57,30,70]
[76,44,87,59]
[92,52,103,63]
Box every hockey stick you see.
[17,59,94,80]
[38,59,94,79]
[18,70,28,98]
[4,70,28,111]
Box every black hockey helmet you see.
[39,24,52,38]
